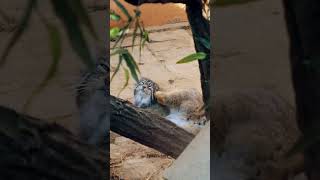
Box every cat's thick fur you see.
[133,78,207,134]
[76,47,108,147]
[155,89,207,134]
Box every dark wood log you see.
[0,106,108,180]
[185,0,210,115]
[110,95,195,158]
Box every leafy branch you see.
[109,0,149,96]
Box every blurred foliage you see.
[176,37,210,64]
[110,0,147,96]
[0,0,98,112]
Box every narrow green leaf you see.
[41,23,61,86]
[112,21,131,49]
[111,55,123,82]
[125,51,140,73]
[117,67,130,97]
[68,0,98,40]
[110,12,121,21]
[122,52,139,82]
[113,0,132,21]
[141,38,146,49]
[23,21,62,112]
[50,0,94,70]
[140,21,150,49]
[176,52,207,64]
[138,25,143,61]
[110,48,127,56]
[110,27,121,40]
[196,37,210,50]
[131,19,139,51]
[141,31,149,48]
[0,0,36,67]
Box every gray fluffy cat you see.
[133,77,207,134]
[76,47,108,147]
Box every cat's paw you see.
[155,91,166,105]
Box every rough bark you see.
[110,96,195,158]
[0,106,108,180]
[283,0,320,179]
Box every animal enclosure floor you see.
[110,23,202,179]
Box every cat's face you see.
[134,78,159,108]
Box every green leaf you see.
[117,67,130,97]
[0,0,36,67]
[110,48,127,56]
[196,37,210,50]
[141,31,149,48]
[113,0,132,21]
[131,19,139,51]
[41,23,61,86]
[50,0,94,70]
[110,27,121,40]
[111,55,123,82]
[112,21,131,48]
[176,52,207,64]
[110,12,121,21]
[23,21,62,112]
[122,52,140,82]
[68,0,98,40]
[125,51,140,73]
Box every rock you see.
[163,122,210,180]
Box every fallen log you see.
[0,106,108,180]
[110,95,195,158]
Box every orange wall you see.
[110,0,188,27]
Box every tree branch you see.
[0,106,107,180]
[185,1,210,114]
[110,95,195,158]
